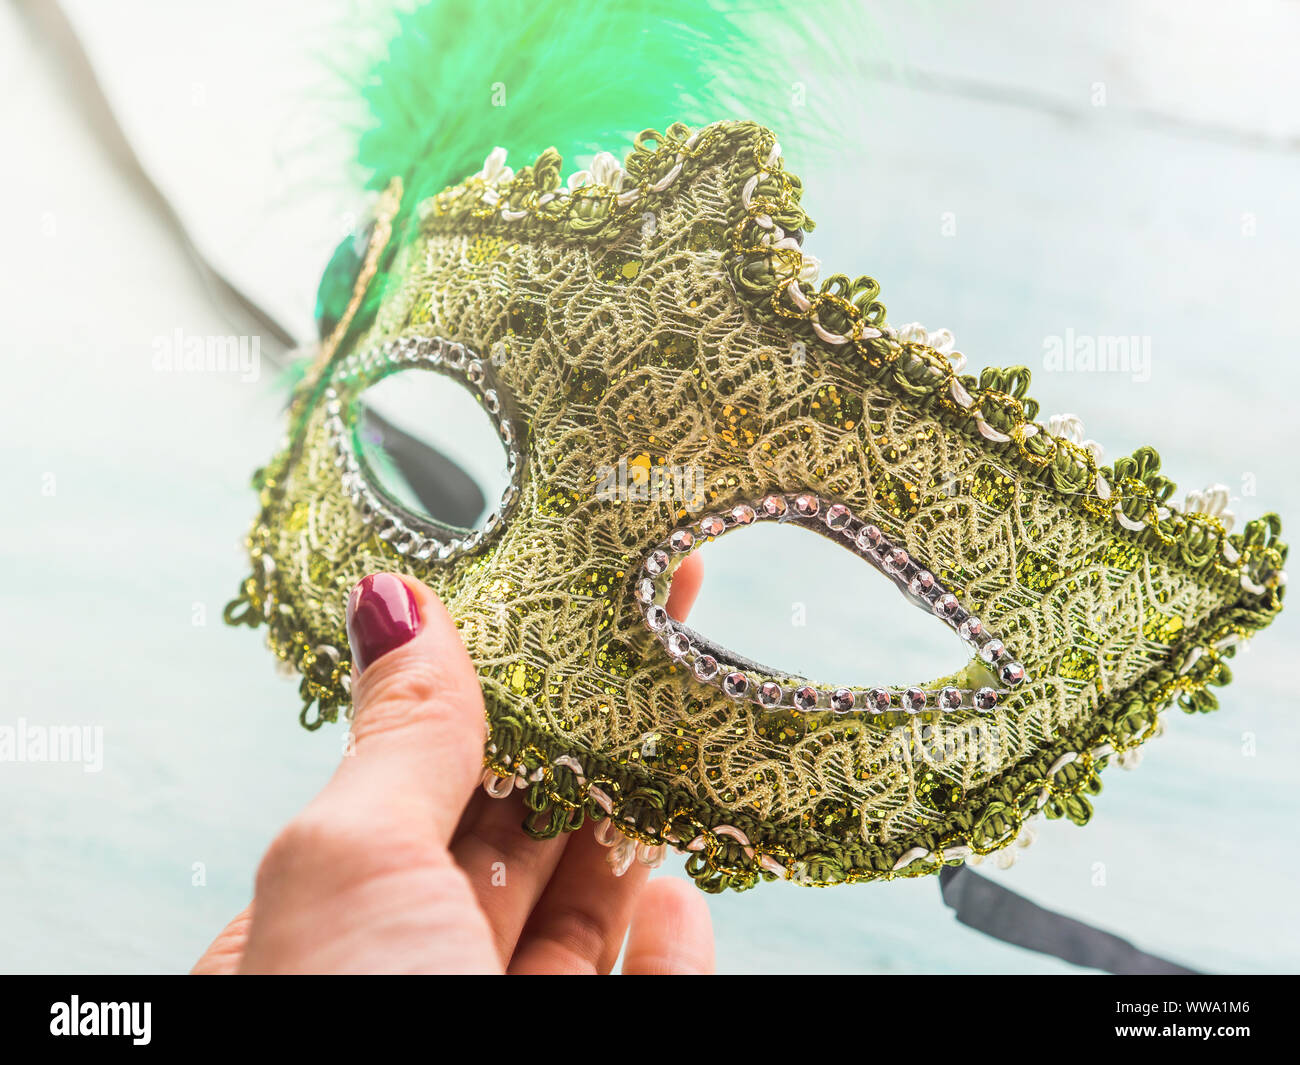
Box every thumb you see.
[329,572,486,845]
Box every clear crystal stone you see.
[446,343,466,368]
[700,515,725,537]
[722,672,749,698]
[645,605,669,632]
[793,685,818,711]
[693,655,719,681]
[484,389,500,414]
[932,592,959,618]
[644,549,669,576]
[830,688,855,713]
[500,421,515,445]
[669,529,695,553]
[466,360,485,385]
[793,492,819,517]
[729,504,756,526]
[883,547,909,573]
[759,681,782,708]
[980,638,1005,663]
[761,494,788,517]
[999,660,1026,686]
[866,687,891,713]
[634,578,656,604]
[974,687,998,711]
[903,687,927,713]
[824,503,851,530]
[856,525,883,552]
[938,686,962,711]
[909,570,936,597]
[666,632,690,658]
[959,616,984,641]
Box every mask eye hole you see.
[684,524,973,686]
[325,336,521,561]
[635,493,1024,719]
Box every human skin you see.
[193,555,713,974]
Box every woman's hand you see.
[194,560,713,974]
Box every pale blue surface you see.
[1,1,1297,973]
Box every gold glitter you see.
[1143,610,1185,643]
[1097,539,1144,571]
[970,464,1016,510]
[718,404,758,448]
[1016,549,1064,591]
[809,383,863,429]
[686,220,727,250]
[1058,647,1100,681]
[537,485,582,517]
[755,709,807,746]
[507,299,546,340]
[873,469,921,520]
[504,661,544,697]
[595,639,635,677]
[465,235,508,265]
[649,332,695,370]
[594,251,643,282]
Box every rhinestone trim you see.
[324,335,523,562]
[635,492,1028,717]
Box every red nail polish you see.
[346,573,421,672]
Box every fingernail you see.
[346,573,421,672]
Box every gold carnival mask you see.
[228,115,1286,892]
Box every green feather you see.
[356,0,873,200]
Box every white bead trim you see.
[890,322,967,376]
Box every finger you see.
[666,552,703,620]
[507,824,651,975]
[621,877,715,975]
[449,794,569,966]
[191,904,254,975]
[325,573,486,846]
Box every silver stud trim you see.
[325,334,523,564]
[633,492,1029,717]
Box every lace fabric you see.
[229,121,1285,889]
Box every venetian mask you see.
[227,5,1286,892]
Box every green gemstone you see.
[315,218,376,340]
